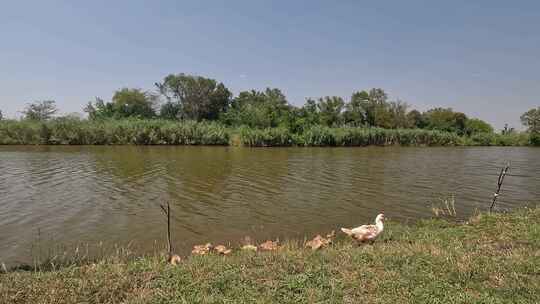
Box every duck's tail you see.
[341,228,353,236]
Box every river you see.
[1,146,538,265]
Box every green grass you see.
[2,208,539,303]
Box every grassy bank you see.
[2,208,539,303]
[0,119,533,147]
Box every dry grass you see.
[1,208,539,303]
[431,195,457,217]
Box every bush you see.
[530,132,540,146]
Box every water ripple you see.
[0,146,539,265]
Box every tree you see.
[160,102,182,120]
[22,100,58,121]
[367,88,390,127]
[317,96,344,127]
[84,89,157,120]
[520,107,540,133]
[387,100,409,128]
[285,98,320,132]
[0,109,3,120]
[343,91,368,126]
[111,88,156,118]
[221,88,292,128]
[84,97,115,120]
[156,73,232,121]
[299,98,320,126]
[406,109,424,128]
[348,88,394,128]
[464,118,494,136]
[422,108,468,135]
[357,89,381,127]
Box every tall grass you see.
[0,119,229,145]
[459,132,531,146]
[299,126,461,146]
[236,126,295,147]
[0,119,534,146]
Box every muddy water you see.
[1,146,538,265]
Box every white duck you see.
[341,213,385,242]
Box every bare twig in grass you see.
[490,163,510,212]
[159,202,181,265]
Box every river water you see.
[0,146,538,265]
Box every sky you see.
[1,0,539,129]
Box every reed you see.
[0,119,534,146]
[298,126,461,146]
[431,196,457,217]
[0,119,230,145]
[235,126,295,147]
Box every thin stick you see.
[160,202,172,254]
[490,163,510,212]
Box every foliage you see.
[236,127,294,146]
[359,89,382,127]
[458,132,530,146]
[84,98,114,120]
[0,109,3,120]
[156,73,232,121]
[520,107,540,147]
[520,107,540,146]
[3,208,540,303]
[422,107,468,135]
[342,91,366,126]
[387,100,410,128]
[406,109,424,128]
[464,118,494,136]
[294,126,460,147]
[6,75,536,147]
[1,119,534,146]
[159,101,182,120]
[520,107,540,133]
[220,88,293,129]
[341,89,409,129]
[316,96,345,127]
[0,119,229,145]
[111,88,157,118]
[21,100,58,121]
[530,132,540,146]
[85,88,157,120]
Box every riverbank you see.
[2,208,539,303]
[0,119,533,146]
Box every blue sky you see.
[1,0,538,129]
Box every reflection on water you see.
[1,146,538,265]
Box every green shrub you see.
[530,132,540,146]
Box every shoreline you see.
[1,119,535,147]
[2,207,539,303]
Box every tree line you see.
[2,73,539,141]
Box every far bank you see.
[0,119,535,147]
